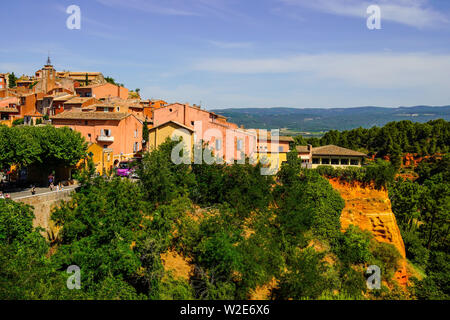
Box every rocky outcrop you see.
[328,179,408,285]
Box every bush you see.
[12,118,24,126]
[336,225,372,265]
[369,241,402,282]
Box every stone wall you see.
[14,189,75,232]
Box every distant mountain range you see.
[211,106,450,133]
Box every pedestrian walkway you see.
[9,185,79,200]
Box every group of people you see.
[48,173,64,192]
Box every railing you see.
[97,135,114,142]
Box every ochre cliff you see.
[328,178,408,285]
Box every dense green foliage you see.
[0,125,87,171]
[315,159,397,189]
[389,155,449,299]
[0,135,441,300]
[313,119,449,156]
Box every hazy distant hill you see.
[211,106,450,133]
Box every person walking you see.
[49,173,54,191]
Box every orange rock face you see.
[328,178,408,286]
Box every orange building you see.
[75,83,129,100]
[63,97,98,112]
[18,92,45,118]
[51,111,143,163]
[153,103,257,162]
[0,97,20,125]
[0,73,9,90]
[50,94,76,115]
[140,99,167,120]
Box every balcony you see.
[97,135,114,142]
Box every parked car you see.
[116,161,132,177]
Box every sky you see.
[1,0,450,109]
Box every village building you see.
[252,130,294,171]
[296,144,366,168]
[0,73,9,89]
[82,143,114,176]
[147,121,194,155]
[75,83,129,100]
[63,97,98,112]
[49,94,76,115]
[0,97,20,126]
[51,111,143,164]
[152,103,257,162]
[56,71,105,86]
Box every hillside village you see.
[0,59,448,302]
[0,58,366,180]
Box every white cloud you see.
[193,52,450,89]
[279,0,449,28]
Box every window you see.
[215,139,222,151]
[279,146,284,152]
[191,121,195,126]
[117,107,120,112]
[101,129,111,137]
[341,158,349,165]
[88,133,91,138]
[133,142,139,152]
[104,107,108,112]
[85,120,88,125]
[169,108,173,112]
[322,158,330,165]
[103,145,108,149]
[312,158,320,164]
[351,159,359,166]
[237,139,243,151]
[331,158,340,165]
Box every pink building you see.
[51,111,143,163]
[152,103,257,162]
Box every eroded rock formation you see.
[328,178,408,286]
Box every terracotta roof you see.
[296,145,310,153]
[53,94,75,102]
[64,97,95,105]
[312,145,366,157]
[149,120,194,132]
[51,111,130,121]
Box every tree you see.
[8,72,17,88]
[138,137,195,205]
[142,121,149,146]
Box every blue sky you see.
[1,0,450,109]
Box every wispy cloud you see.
[193,52,450,89]
[95,0,253,22]
[209,41,254,49]
[279,0,449,28]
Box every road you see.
[7,185,79,200]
